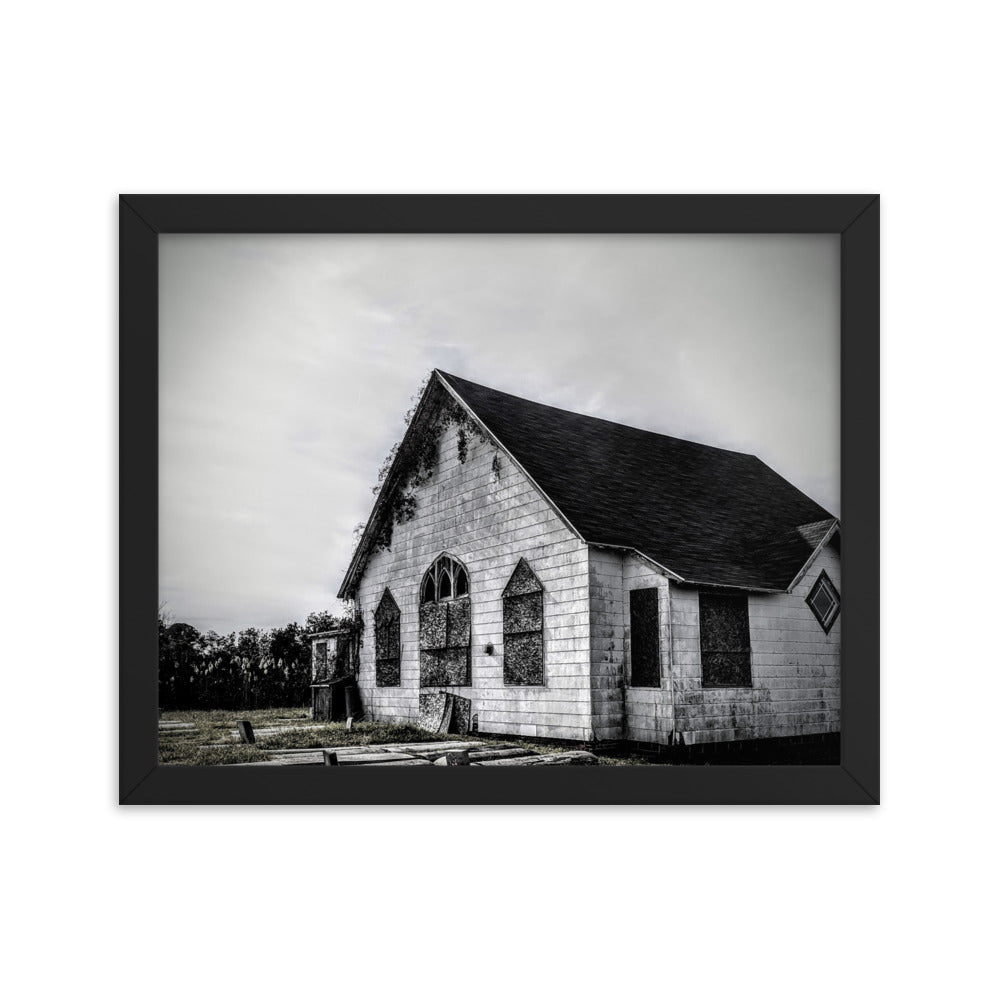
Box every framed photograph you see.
[121,195,878,804]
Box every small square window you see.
[806,571,841,633]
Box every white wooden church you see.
[333,370,841,751]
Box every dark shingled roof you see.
[438,371,836,591]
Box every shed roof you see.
[436,371,836,591]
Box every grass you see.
[157,708,657,766]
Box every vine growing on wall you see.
[357,374,490,574]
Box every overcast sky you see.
[160,233,839,633]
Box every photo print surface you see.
[158,233,840,768]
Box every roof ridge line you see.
[436,369,758,460]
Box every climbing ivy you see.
[357,375,489,574]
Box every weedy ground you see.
[157,708,656,766]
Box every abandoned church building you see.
[324,370,841,753]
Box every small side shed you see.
[309,626,360,721]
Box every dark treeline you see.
[158,610,351,710]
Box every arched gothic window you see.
[419,553,471,686]
[374,589,401,687]
[420,553,469,604]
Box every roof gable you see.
[340,370,836,596]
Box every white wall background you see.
[2,2,997,999]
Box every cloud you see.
[160,233,839,632]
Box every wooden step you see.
[334,751,420,765]
[466,747,537,762]
[388,741,485,756]
[356,758,432,766]
[473,751,599,766]
[229,757,322,766]
[227,725,326,737]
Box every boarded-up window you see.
[419,554,471,686]
[502,558,544,685]
[629,588,660,687]
[699,592,752,688]
[374,589,401,687]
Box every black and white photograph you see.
[156,230,843,770]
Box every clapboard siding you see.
[587,549,674,743]
[353,421,593,740]
[621,555,674,744]
[585,542,840,746]
[670,544,841,744]
[588,548,624,741]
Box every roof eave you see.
[587,542,684,581]
[784,519,841,594]
[307,628,356,639]
[672,577,787,595]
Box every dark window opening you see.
[806,570,841,633]
[314,641,329,681]
[333,633,351,675]
[502,558,544,685]
[699,592,752,688]
[374,589,401,686]
[629,588,661,687]
[420,553,469,605]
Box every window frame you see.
[628,587,661,688]
[502,558,545,686]
[313,641,329,681]
[418,553,472,687]
[420,553,469,605]
[806,569,841,634]
[374,588,401,687]
[698,590,753,689]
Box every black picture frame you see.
[120,194,879,805]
